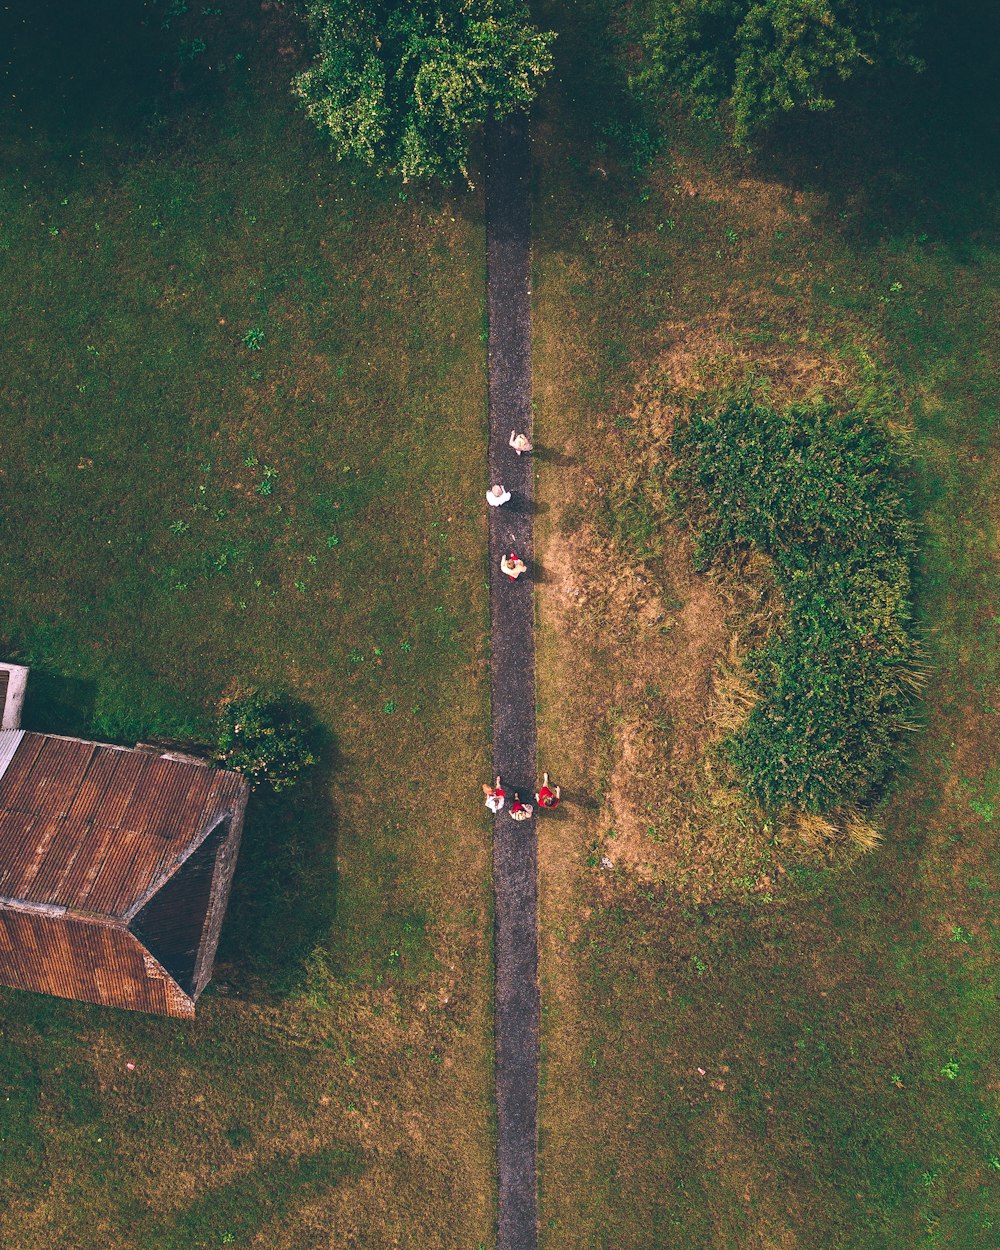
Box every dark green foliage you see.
[633,0,923,144]
[216,694,319,792]
[293,0,555,182]
[674,398,918,811]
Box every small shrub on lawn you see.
[215,693,319,792]
[673,397,920,813]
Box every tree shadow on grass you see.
[1,0,312,179]
[1,0,166,152]
[533,0,998,267]
[750,38,1000,256]
[215,726,341,1001]
[134,1146,362,1250]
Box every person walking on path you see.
[509,793,533,821]
[484,776,506,813]
[487,484,512,507]
[509,430,532,455]
[535,773,560,809]
[500,550,527,580]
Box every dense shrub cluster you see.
[216,694,319,793]
[673,398,919,812]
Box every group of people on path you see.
[489,430,533,580]
[484,428,559,822]
[483,773,560,822]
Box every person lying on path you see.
[500,550,527,580]
[536,773,560,809]
[487,484,511,507]
[483,776,506,813]
[509,430,532,455]
[509,793,533,821]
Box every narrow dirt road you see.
[485,112,539,1250]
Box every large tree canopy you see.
[294,0,555,183]
[635,0,922,144]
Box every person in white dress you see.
[483,776,506,813]
[487,484,511,507]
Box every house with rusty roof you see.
[0,663,248,1018]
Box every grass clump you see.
[673,396,919,813]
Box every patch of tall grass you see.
[673,396,921,813]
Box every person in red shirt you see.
[535,772,560,809]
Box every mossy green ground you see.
[534,1,999,1247]
[0,3,493,1247]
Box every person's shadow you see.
[537,789,599,815]
[532,444,576,468]
[507,493,549,517]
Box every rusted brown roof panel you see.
[80,828,151,915]
[198,772,247,828]
[24,817,92,905]
[51,819,118,909]
[142,764,217,842]
[0,809,40,894]
[1,737,95,822]
[0,735,247,918]
[64,746,126,824]
[2,816,66,900]
[0,734,44,808]
[87,749,149,828]
[0,906,195,1017]
[105,831,186,919]
[119,755,177,835]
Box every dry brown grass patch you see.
[777,807,883,856]
[709,633,761,741]
[842,809,884,853]
[653,153,809,230]
[633,316,860,421]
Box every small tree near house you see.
[216,693,319,793]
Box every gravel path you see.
[485,112,538,1250]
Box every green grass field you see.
[533,2,999,1247]
[2,1,998,1247]
[0,3,493,1246]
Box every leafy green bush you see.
[215,694,319,792]
[293,0,555,183]
[673,397,919,812]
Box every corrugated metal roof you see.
[0,733,246,920]
[0,730,25,779]
[0,905,195,1017]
